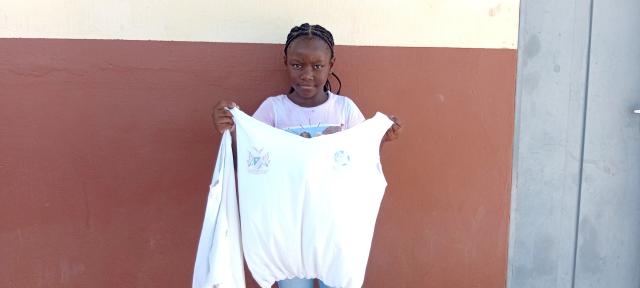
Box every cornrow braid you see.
[285,23,342,94]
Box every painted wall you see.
[0,1,519,287]
[1,0,519,48]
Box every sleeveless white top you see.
[231,107,392,288]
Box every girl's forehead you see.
[287,37,332,55]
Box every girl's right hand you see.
[212,100,238,133]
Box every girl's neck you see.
[287,91,329,108]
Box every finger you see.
[220,101,238,110]
[215,119,235,128]
[393,122,403,132]
[216,106,237,116]
[215,123,235,133]
[215,100,236,109]
[212,116,231,125]
[219,109,233,117]
[393,122,402,133]
[213,108,234,120]
[387,115,400,126]
[215,104,231,112]
[218,119,234,126]
[391,116,402,126]
[394,125,401,133]
[386,128,396,139]
[213,116,234,127]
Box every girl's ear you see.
[330,57,336,71]
[283,55,288,67]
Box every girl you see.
[211,23,402,288]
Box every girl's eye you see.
[314,64,323,69]
[291,64,302,69]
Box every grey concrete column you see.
[507,0,593,287]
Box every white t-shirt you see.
[231,108,393,288]
[252,92,365,138]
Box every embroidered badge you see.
[334,150,351,167]
[247,147,270,174]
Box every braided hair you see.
[284,23,342,94]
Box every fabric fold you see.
[193,130,245,288]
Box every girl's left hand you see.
[383,116,403,142]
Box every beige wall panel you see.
[1,0,519,48]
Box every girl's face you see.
[284,37,335,107]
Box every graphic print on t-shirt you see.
[284,124,344,138]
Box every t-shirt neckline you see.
[283,92,335,110]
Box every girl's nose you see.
[300,67,313,79]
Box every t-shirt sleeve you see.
[343,97,366,129]
[252,98,276,127]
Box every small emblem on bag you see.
[247,147,270,174]
[334,150,351,167]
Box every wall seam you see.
[570,0,595,286]
[505,1,527,287]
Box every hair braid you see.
[284,23,342,94]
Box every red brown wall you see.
[0,39,515,287]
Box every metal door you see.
[573,0,640,286]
